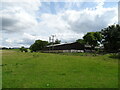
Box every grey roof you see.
[46,42,77,47]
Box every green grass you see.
[2,50,118,88]
[0,50,2,89]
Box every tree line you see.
[20,39,61,52]
[20,24,120,53]
[77,24,120,53]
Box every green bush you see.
[109,53,120,59]
[19,46,28,52]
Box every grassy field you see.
[2,50,118,88]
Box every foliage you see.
[109,53,120,59]
[83,32,102,49]
[1,47,9,50]
[29,40,48,52]
[101,24,120,52]
[48,39,61,45]
[19,46,27,52]
[54,39,61,44]
[76,39,86,45]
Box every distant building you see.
[43,42,85,53]
[43,42,103,53]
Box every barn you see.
[43,42,85,53]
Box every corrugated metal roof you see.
[46,42,78,47]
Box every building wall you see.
[43,50,84,53]
[44,42,85,51]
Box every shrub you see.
[19,46,28,52]
[109,53,120,59]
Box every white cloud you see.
[60,4,117,33]
[1,1,118,47]
[37,5,117,34]
[1,0,40,32]
[1,8,38,32]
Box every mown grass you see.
[2,50,118,88]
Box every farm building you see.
[43,42,103,53]
[43,42,85,53]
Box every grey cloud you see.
[1,17,19,32]
[65,10,117,34]
[17,38,34,45]
[2,17,18,26]
[1,1,40,33]
[1,13,37,33]
[70,17,107,33]
[2,37,34,47]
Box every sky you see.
[0,0,119,48]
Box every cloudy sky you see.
[0,0,119,47]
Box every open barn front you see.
[43,42,85,53]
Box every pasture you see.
[2,50,118,88]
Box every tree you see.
[54,39,61,44]
[83,32,102,49]
[47,39,61,45]
[20,46,24,52]
[101,24,120,52]
[76,39,86,45]
[29,40,48,52]
[2,47,8,50]
[20,46,28,52]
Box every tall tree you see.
[101,24,120,52]
[83,32,102,49]
[29,40,48,52]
